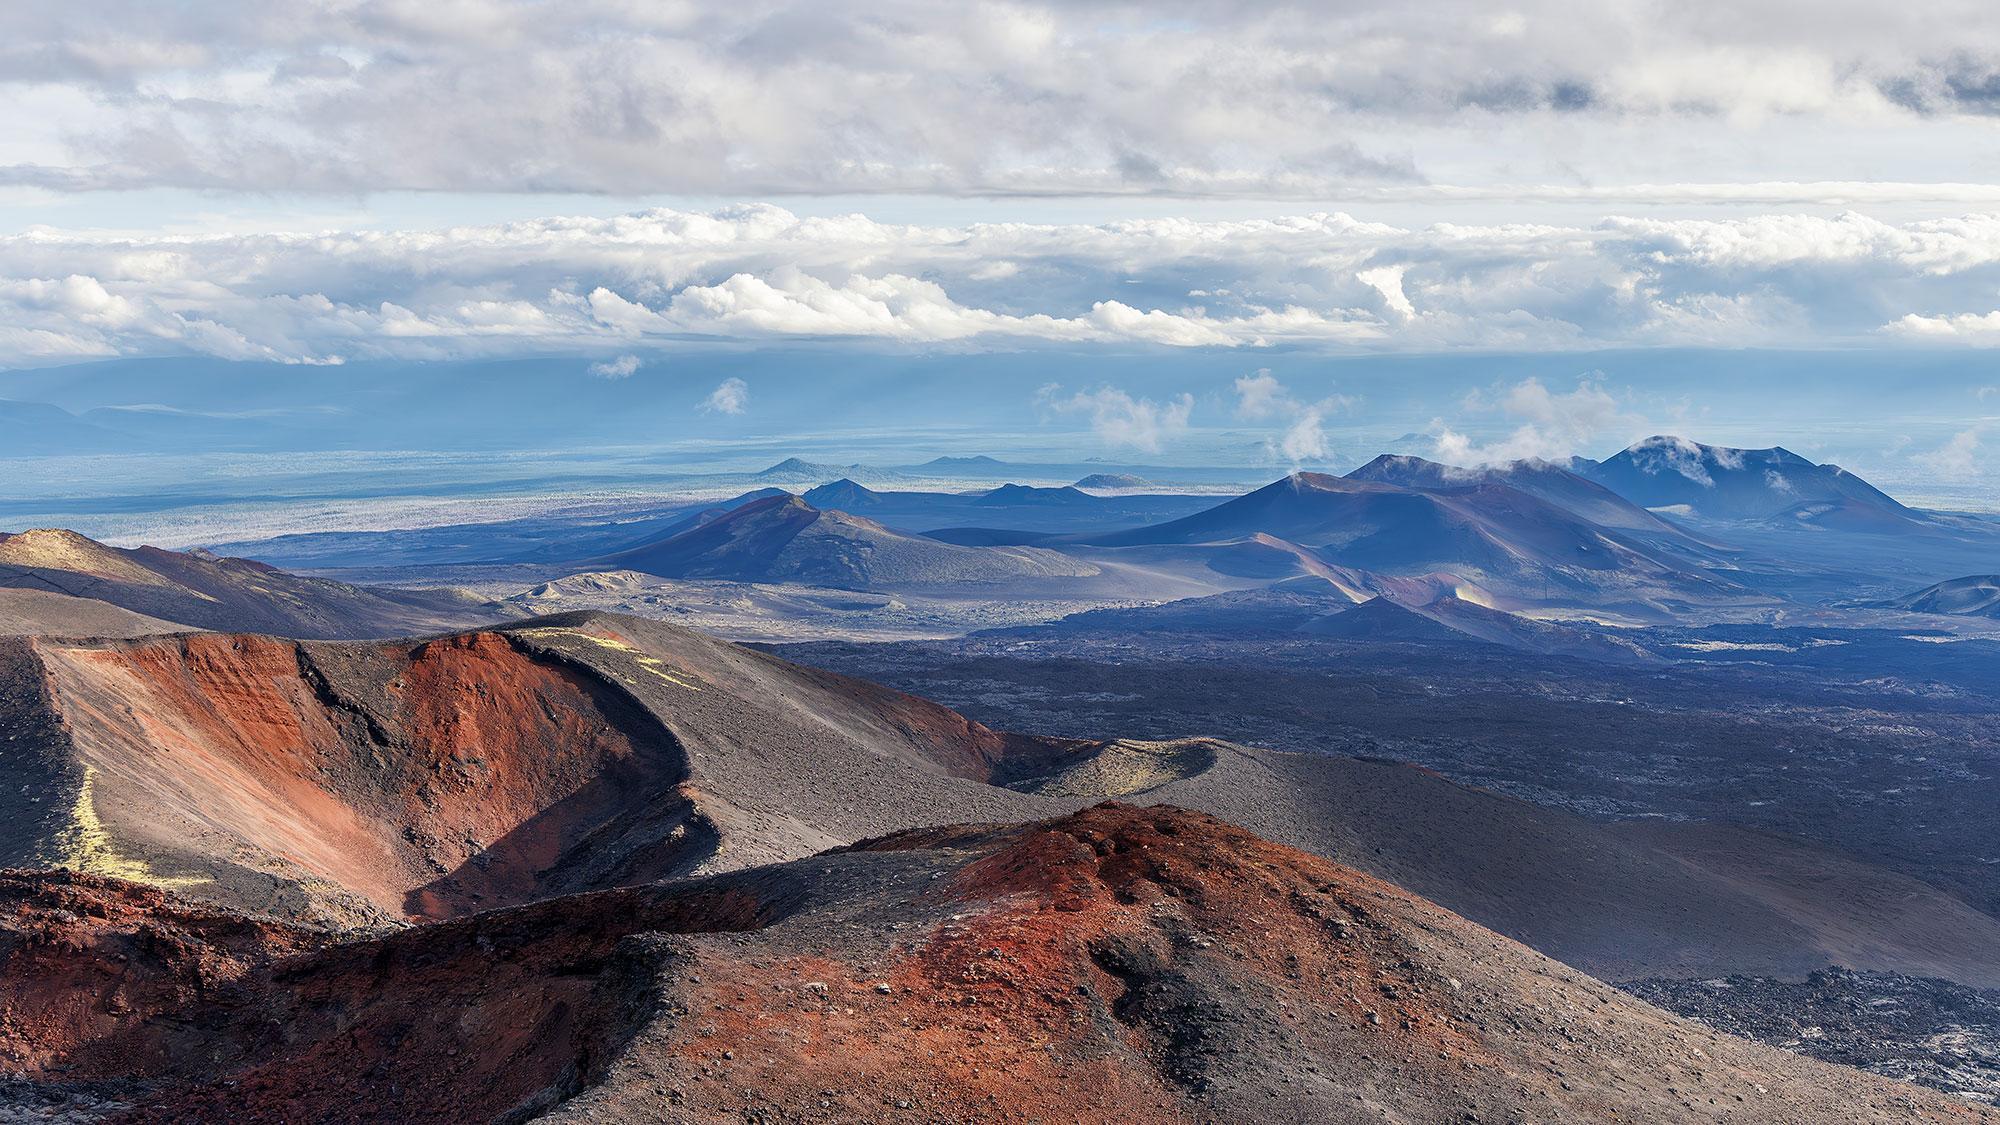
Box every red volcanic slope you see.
[0,615,1082,929]
[0,805,1986,1124]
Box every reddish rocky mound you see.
[0,615,1078,929]
[0,805,1987,1124]
[0,867,766,1123]
[18,628,693,925]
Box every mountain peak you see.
[1346,453,1479,486]
[1583,436,1906,519]
[1619,435,1812,468]
[1073,472,1153,489]
[801,478,885,509]
[1284,469,1344,488]
[922,454,1005,467]
[974,483,1096,505]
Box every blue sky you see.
[1,1,1997,492]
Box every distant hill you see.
[754,457,904,484]
[0,528,499,639]
[920,454,1006,468]
[0,399,131,455]
[557,488,788,557]
[1073,472,1153,489]
[1869,575,2000,618]
[1305,593,1466,641]
[800,478,886,509]
[972,483,1099,507]
[589,494,1100,588]
[1571,436,1910,521]
[1074,472,1753,610]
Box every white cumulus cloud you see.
[700,376,749,415]
[1233,370,1355,464]
[1038,384,1193,453]
[1913,426,1985,479]
[588,354,642,378]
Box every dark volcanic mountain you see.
[1871,575,2000,618]
[973,483,1100,506]
[1074,472,1154,488]
[1573,436,1910,521]
[0,805,1987,1124]
[921,454,1006,468]
[1303,592,1467,641]
[590,494,1100,588]
[1346,453,1713,538]
[800,477,887,509]
[755,457,904,484]
[1072,472,1755,611]
[0,528,498,638]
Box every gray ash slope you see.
[0,588,187,638]
[776,621,2000,986]
[0,528,499,639]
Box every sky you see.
[1,0,1998,493]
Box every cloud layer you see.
[9,2,2000,196]
[7,205,2000,365]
